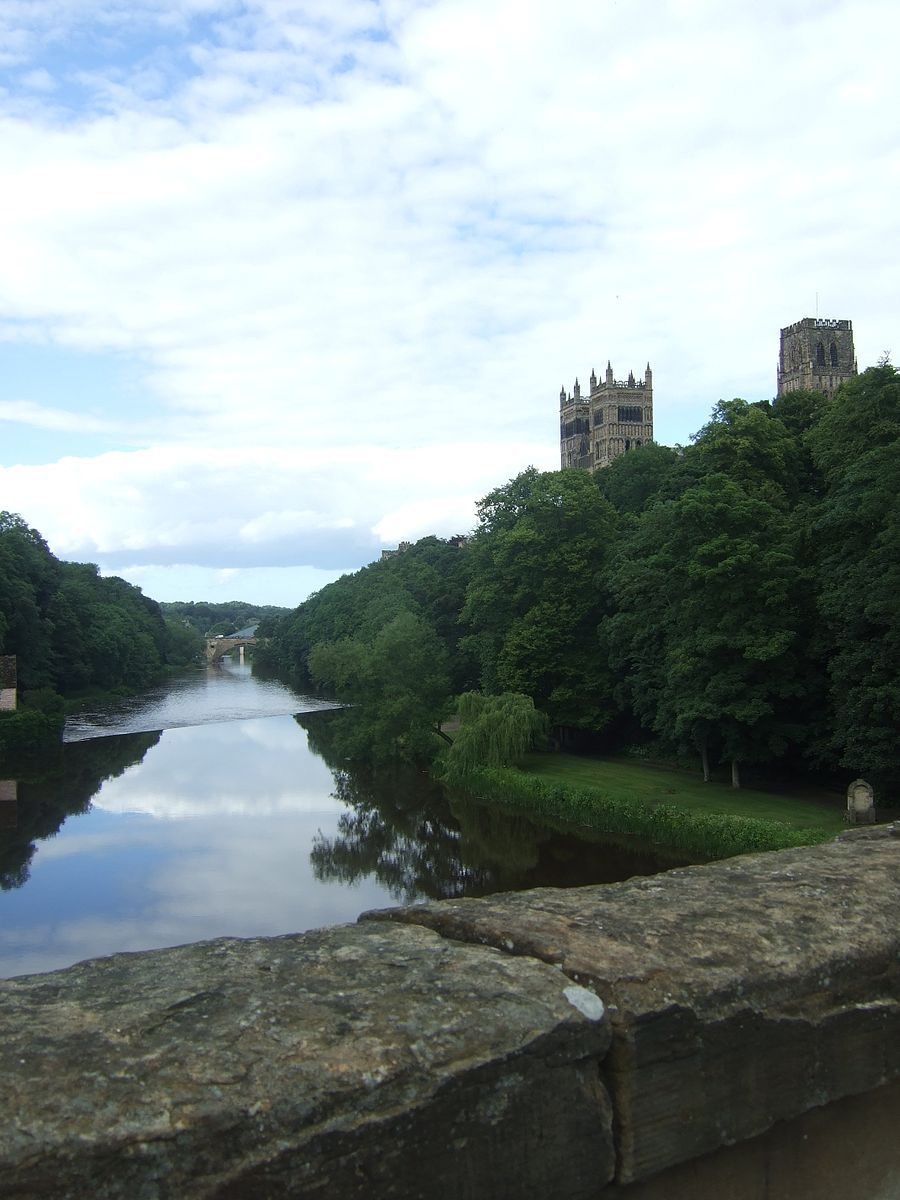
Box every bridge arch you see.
[205,636,258,664]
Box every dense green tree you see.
[0,514,59,689]
[260,374,900,792]
[687,398,805,507]
[163,618,203,666]
[441,691,548,783]
[309,611,452,763]
[159,601,288,637]
[594,441,682,514]
[0,512,197,701]
[462,468,618,728]
[768,387,830,441]
[267,537,474,691]
[806,364,900,783]
[608,473,808,785]
[806,362,900,482]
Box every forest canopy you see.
[262,364,900,792]
[0,512,201,700]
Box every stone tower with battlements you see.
[560,361,653,472]
[778,317,857,401]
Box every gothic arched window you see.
[830,341,839,367]
[816,341,826,366]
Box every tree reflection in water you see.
[0,732,160,891]
[300,711,691,905]
[310,765,496,902]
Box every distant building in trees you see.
[559,319,858,475]
[0,656,16,711]
[778,317,857,400]
[380,542,413,560]
[559,362,653,472]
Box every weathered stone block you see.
[0,921,614,1199]
[364,828,900,1185]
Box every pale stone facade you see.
[778,317,857,400]
[0,656,16,712]
[560,362,653,472]
[0,779,15,829]
[846,777,876,825]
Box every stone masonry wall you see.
[1,825,898,1198]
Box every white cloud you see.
[1,0,898,602]
[0,439,555,575]
[0,399,121,432]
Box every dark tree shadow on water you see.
[297,711,689,905]
[0,731,161,891]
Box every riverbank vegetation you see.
[463,753,843,859]
[459,766,835,859]
[519,754,842,830]
[261,363,900,823]
[0,512,203,751]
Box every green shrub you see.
[0,706,64,758]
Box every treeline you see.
[262,362,900,791]
[159,600,289,637]
[0,512,201,706]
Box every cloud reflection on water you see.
[92,717,344,819]
[0,715,401,978]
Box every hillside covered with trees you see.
[0,513,201,707]
[159,601,289,637]
[261,363,900,793]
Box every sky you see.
[0,0,897,607]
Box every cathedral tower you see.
[560,361,653,472]
[778,318,857,401]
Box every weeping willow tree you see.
[441,691,549,784]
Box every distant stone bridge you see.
[205,636,258,664]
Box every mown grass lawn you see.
[518,753,846,834]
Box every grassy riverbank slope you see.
[459,753,845,859]
[521,754,845,831]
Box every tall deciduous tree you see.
[268,537,473,691]
[309,611,452,763]
[807,364,900,783]
[595,441,682,514]
[0,511,193,698]
[462,468,618,729]
[688,398,805,508]
[441,691,548,783]
[608,473,808,785]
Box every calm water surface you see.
[0,661,686,978]
[62,660,337,740]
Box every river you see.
[0,659,685,979]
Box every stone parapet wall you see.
[1,826,898,1198]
